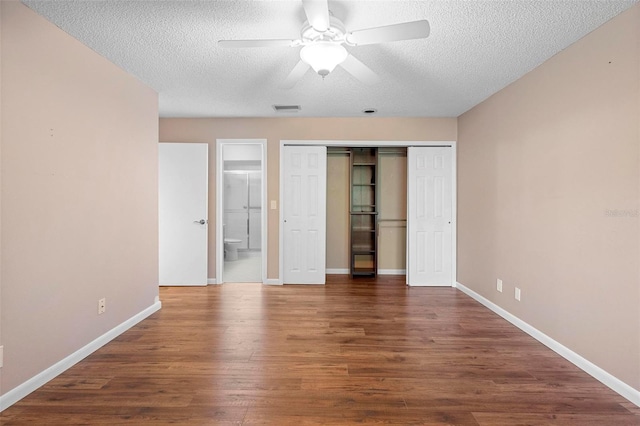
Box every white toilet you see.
[223,225,242,261]
[224,238,242,261]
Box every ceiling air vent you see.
[273,105,301,113]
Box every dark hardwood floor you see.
[3,275,639,425]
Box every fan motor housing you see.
[301,16,347,43]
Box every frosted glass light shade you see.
[300,42,348,77]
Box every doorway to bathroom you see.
[216,139,267,283]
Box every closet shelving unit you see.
[350,147,378,277]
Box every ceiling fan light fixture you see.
[300,42,347,77]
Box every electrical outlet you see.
[98,298,106,314]
[515,287,521,301]
[496,279,503,293]
[0,345,3,368]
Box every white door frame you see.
[279,140,456,286]
[216,139,267,284]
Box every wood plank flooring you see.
[3,276,639,425]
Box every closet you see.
[295,143,453,286]
[326,147,407,278]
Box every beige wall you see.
[378,152,408,271]
[1,1,159,396]
[0,0,3,393]
[159,117,456,279]
[326,152,350,270]
[458,3,640,391]
[631,7,640,390]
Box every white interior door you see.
[159,143,208,286]
[407,146,453,286]
[283,146,327,284]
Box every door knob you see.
[194,219,207,225]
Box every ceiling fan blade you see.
[339,54,380,86]
[280,60,311,89]
[218,39,296,48]
[347,20,430,45]
[302,0,330,32]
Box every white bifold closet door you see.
[407,146,453,286]
[283,146,327,284]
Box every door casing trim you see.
[216,139,268,284]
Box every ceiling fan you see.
[218,0,430,88]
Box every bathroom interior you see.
[223,144,262,282]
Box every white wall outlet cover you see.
[270,200,277,210]
[497,279,503,292]
[515,287,521,301]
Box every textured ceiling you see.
[24,0,638,118]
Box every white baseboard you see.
[326,268,349,274]
[0,301,162,412]
[212,278,281,285]
[455,281,640,407]
[378,269,406,275]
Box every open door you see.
[407,146,453,286]
[283,146,327,284]
[159,143,208,286]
